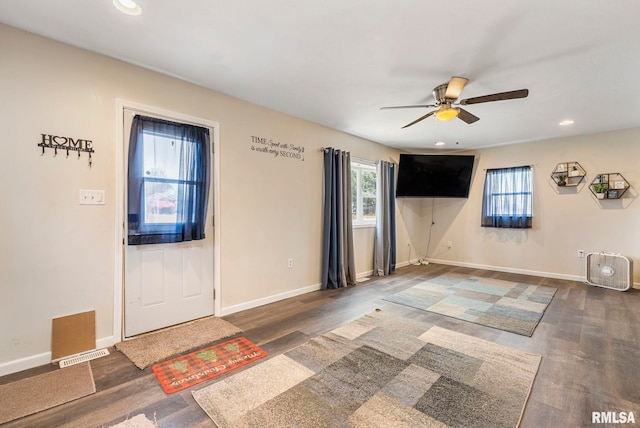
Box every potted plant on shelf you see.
[593,183,607,199]
[557,175,567,186]
[570,165,581,177]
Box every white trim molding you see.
[426,258,584,282]
[0,336,114,376]
[219,283,322,316]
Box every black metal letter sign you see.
[38,133,95,167]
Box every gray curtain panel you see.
[321,148,356,289]
[374,160,396,276]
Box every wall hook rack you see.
[38,133,95,167]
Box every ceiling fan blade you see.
[445,76,469,100]
[457,108,480,124]
[401,111,436,128]
[459,89,529,105]
[381,104,436,110]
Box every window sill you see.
[353,223,376,229]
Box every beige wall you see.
[424,130,640,283]
[0,24,423,372]
[2,22,637,374]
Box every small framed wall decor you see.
[613,180,626,189]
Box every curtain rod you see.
[483,164,534,171]
[320,148,375,165]
[319,147,396,165]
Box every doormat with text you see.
[152,337,267,394]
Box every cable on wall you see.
[424,198,436,262]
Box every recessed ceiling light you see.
[435,141,446,146]
[113,0,142,15]
[559,119,575,126]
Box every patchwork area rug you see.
[152,337,266,394]
[193,311,542,427]
[116,316,242,369]
[0,362,96,424]
[109,413,158,428]
[383,274,556,336]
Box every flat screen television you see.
[396,154,475,198]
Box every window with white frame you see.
[127,115,211,245]
[481,165,532,229]
[351,161,376,226]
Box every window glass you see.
[142,132,181,226]
[351,162,376,226]
[127,115,210,245]
[481,166,532,229]
[361,170,376,221]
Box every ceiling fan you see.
[381,76,529,128]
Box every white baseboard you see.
[401,259,425,267]
[364,259,425,274]
[0,336,114,377]
[427,258,640,289]
[357,270,374,278]
[0,352,51,377]
[219,267,388,316]
[219,283,323,316]
[426,258,584,282]
[97,336,115,349]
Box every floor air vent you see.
[585,252,633,291]
[59,348,110,368]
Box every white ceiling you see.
[2,1,640,151]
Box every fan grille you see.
[585,252,633,291]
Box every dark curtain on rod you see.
[321,148,356,289]
[374,160,396,276]
[128,115,211,245]
[481,165,532,229]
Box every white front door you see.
[123,108,214,337]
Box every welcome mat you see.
[0,362,96,424]
[383,273,556,336]
[116,316,243,369]
[192,311,541,427]
[152,337,266,394]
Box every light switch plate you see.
[79,189,105,205]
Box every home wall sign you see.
[250,135,305,161]
[38,133,95,167]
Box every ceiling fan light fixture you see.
[381,76,529,129]
[113,0,142,15]
[435,107,459,121]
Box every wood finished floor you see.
[2,263,639,427]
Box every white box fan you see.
[585,252,633,291]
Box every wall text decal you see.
[250,136,305,161]
[38,133,95,167]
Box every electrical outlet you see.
[577,249,584,258]
[287,258,294,268]
[447,240,453,249]
[79,189,105,205]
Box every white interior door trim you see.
[114,98,221,343]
